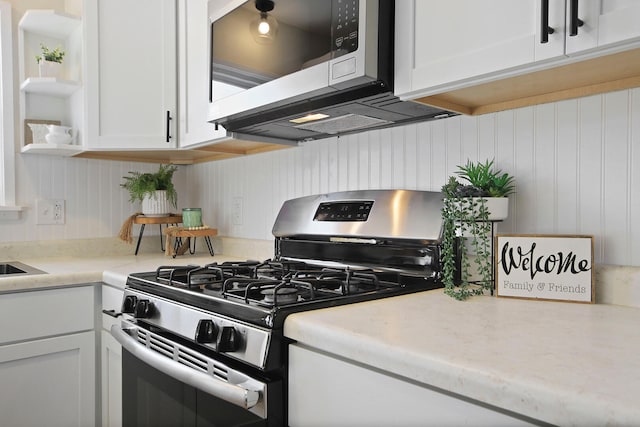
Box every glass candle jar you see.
[182,208,202,228]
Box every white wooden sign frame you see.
[495,234,594,303]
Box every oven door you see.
[112,322,282,427]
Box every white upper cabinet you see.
[395,1,542,97]
[565,0,640,54]
[396,0,640,100]
[178,0,227,148]
[83,0,177,150]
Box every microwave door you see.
[209,62,334,123]
[209,0,353,122]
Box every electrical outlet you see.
[53,199,65,224]
[232,197,243,225]
[36,199,65,225]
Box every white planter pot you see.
[142,190,170,217]
[38,60,62,78]
[452,197,509,221]
[478,197,509,221]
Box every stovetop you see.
[121,190,446,371]
[126,259,441,330]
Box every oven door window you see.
[122,349,267,427]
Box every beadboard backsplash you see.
[2,88,639,267]
[190,89,640,267]
[1,159,189,243]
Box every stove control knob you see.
[121,295,137,314]
[216,326,240,352]
[195,319,217,344]
[133,299,154,319]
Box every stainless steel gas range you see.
[112,189,446,426]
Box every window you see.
[0,1,20,218]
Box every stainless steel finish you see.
[210,1,455,145]
[279,257,439,278]
[209,0,379,123]
[229,132,300,147]
[122,288,272,369]
[272,189,444,241]
[0,261,46,276]
[112,322,266,418]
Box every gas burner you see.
[260,287,299,305]
[204,260,261,279]
[253,260,310,280]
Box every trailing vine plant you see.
[441,160,515,300]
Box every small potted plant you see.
[441,159,515,300]
[121,164,178,217]
[35,43,65,78]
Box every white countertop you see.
[284,290,640,427]
[0,253,245,292]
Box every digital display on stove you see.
[313,201,373,221]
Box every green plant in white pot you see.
[121,164,178,217]
[441,159,515,300]
[35,43,65,78]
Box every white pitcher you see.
[45,125,73,144]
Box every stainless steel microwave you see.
[208,0,454,144]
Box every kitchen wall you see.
[190,88,640,267]
[0,156,189,243]
[3,87,639,267]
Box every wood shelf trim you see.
[414,47,640,116]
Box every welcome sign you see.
[495,234,594,303]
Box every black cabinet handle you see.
[569,0,584,36]
[540,0,555,43]
[166,110,172,143]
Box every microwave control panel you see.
[332,0,359,54]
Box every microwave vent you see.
[293,114,391,135]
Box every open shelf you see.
[19,9,80,38]
[21,143,83,157]
[20,77,80,96]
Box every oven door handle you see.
[111,324,261,410]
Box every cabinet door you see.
[566,0,640,54]
[84,0,177,149]
[101,329,122,427]
[178,0,223,148]
[0,332,95,427]
[101,284,124,427]
[288,344,537,427]
[396,0,542,97]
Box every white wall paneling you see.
[1,155,187,243]
[192,88,640,267]
[3,88,640,267]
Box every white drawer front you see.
[0,285,95,344]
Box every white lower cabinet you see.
[0,332,95,427]
[101,284,124,427]
[0,285,96,427]
[288,344,538,427]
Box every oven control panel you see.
[314,200,373,222]
[121,289,271,369]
